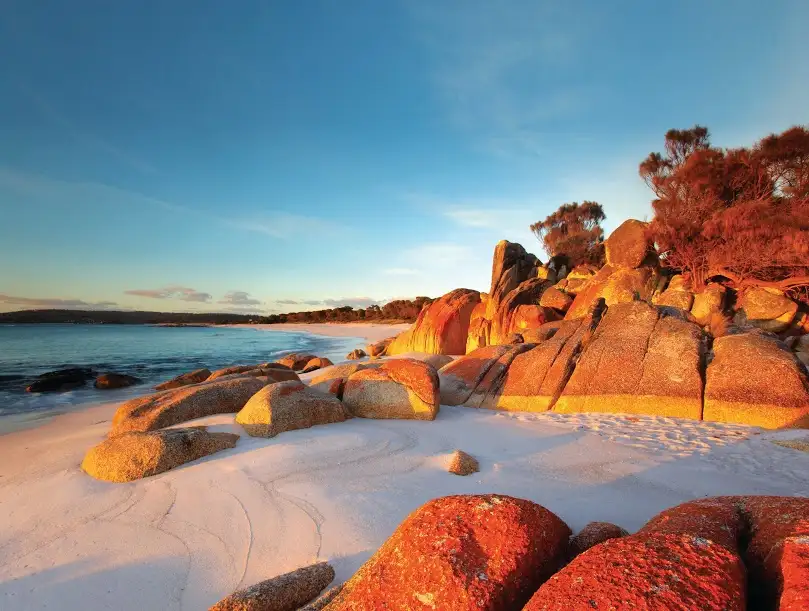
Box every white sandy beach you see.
[228,322,411,343]
[2,386,809,610]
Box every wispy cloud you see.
[322,297,381,308]
[226,214,345,240]
[0,294,119,310]
[218,291,262,306]
[124,286,212,303]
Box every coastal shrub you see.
[530,201,606,268]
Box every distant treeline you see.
[0,297,433,325]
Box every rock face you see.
[112,376,267,435]
[324,494,571,610]
[568,522,629,558]
[704,330,809,428]
[302,357,334,373]
[555,301,705,420]
[275,353,319,371]
[26,368,95,393]
[343,359,439,420]
[94,373,141,390]
[210,562,335,611]
[386,289,481,355]
[236,381,347,438]
[736,286,799,333]
[82,427,238,482]
[345,349,366,360]
[155,368,211,391]
[447,449,479,476]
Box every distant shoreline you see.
[227,321,409,343]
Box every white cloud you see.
[0,294,119,310]
[218,291,262,306]
[124,286,212,303]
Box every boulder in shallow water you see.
[155,368,211,391]
[94,373,141,390]
[26,367,95,393]
[82,426,238,482]
[210,562,335,611]
[236,381,347,438]
[342,358,439,420]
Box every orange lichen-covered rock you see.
[604,219,654,269]
[387,289,481,355]
[342,358,439,420]
[325,494,571,611]
[638,497,745,552]
[691,283,726,326]
[564,265,660,320]
[302,357,334,373]
[438,345,513,405]
[488,278,552,345]
[275,353,319,371]
[539,286,573,311]
[466,299,491,353]
[568,521,628,558]
[703,330,809,428]
[524,532,746,611]
[555,302,705,419]
[309,363,378,398]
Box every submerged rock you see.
[26,367,95,393]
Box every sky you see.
[1,0,807,314]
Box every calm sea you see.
[0,324,362,419]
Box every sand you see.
[2,389,809,610]
[228,322,411,343]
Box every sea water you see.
[0,324,362,420]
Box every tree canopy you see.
[530,201,606,268]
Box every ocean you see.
[0,324,363,421]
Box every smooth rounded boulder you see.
[325,494,571,610]
[302,357,334,373]
[26,367,95,393]
[235,380,347,438]
[155,368,211,391]
[342,358,439,420]
[736,286,799,333]
[568,521,628,558]
[94,373,141,390]
[82,426,239,482]
[308,363,377,398]
[112,376,267,435]
[604,219,653,268]
[275,353,318,371]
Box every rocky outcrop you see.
[736,286,799,333]
[302,357,334,373]
[604,219,654,268]
[94,373,141,390]
[112,376,266,435]
[539,286,573,311]
[324,494,570,610]
[386,289,481,355]
[703,330,809,428]
[235,381,347,438]
[345,348,366,360]
[26,367,95,393]
[342,358,439,420]
[82,427,238,482]
[447,449,479,476]
[210,562,335,611]
[555,302,705,419]
[568,522,628,558]
[275,353,319,371]
[210,365,299,383]
[155,368,211,391]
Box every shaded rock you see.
[447,449,479,476]
[302,357,334,373]
[736,286,799,333]
[94,373,141,390]
[703,330,809,428]
[325,494,570,610]
[504,333,524,344]
[365,337,393,357]
[112,376,266,435]
[275,353,319,371]
[82,427,238,483]
[487,241,542,317]
[155,368,211,391]
[343,358,439,420]
[26,367,95,393]
[604,219,653,269]
[210,562,335,611]
[300,585,343,611]
[345,349,366,360]
[568,522,628,558]
[466,298,492,353]
[489,278,553,345]
[539,286,573,311]
[520,321,568,344]
[308,363,377,399]
[555,302,705,420]
[236,381,346,438]
[691,283,726,325]
[536,265,557,283]
[387,289,481,355]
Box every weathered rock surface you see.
[308,363,377,398]
[447,449,479,476]
[82,427,238,482]
[568,522,628,558]
[236,381,346,438]
[210,562,335,611]
[208,365,260,381]
[604,219,654,268]
[565,264,660,320]
[488,278,553,346]
[300,585,344,611]
[438,345,515,406]
[112,377,267,435]
[343,359,439,420]
[387,289,481,355]
[275,353,319,371]
[155,368,211,391]
[555,301,705,419]
[691,283,726,325]
[94,373,141,390]
[539,286,573,311]
[736,286,799,333]
[365,337,393,357]
[324,495,570,610]
[345,349,366,360]
[302,357,334,373]
[26,367,95,393]
[703,330,809,428]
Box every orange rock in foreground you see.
[325,494,571,610]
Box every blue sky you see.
[1,0,807,314]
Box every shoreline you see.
[226,321,409,343]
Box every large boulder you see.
[82,427,238,482]
[112,376,267,435]
[235,381,347,438]
[94,373,141,390]
[386,289,481,355]
[302,357,334,373]
[342,358,439,420]
[604,219,654,269]
[565,265,660,320]
[555,302,705,420]
[210,562,335,611]
[539,286,573,311]
[26,367,95,393]
[275,353,318,371]
[324,495,570,610]
[736,286,799,333]
[653,274,695,311]
[438,344,514,405]
[155,368,211,391]
[487,241,542,319]
[466,298,492,353]
[703,330,809,428]
[488,278,553,346]
[691,283,726,326]
[308,363,378,398]
[208,365,260,380]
